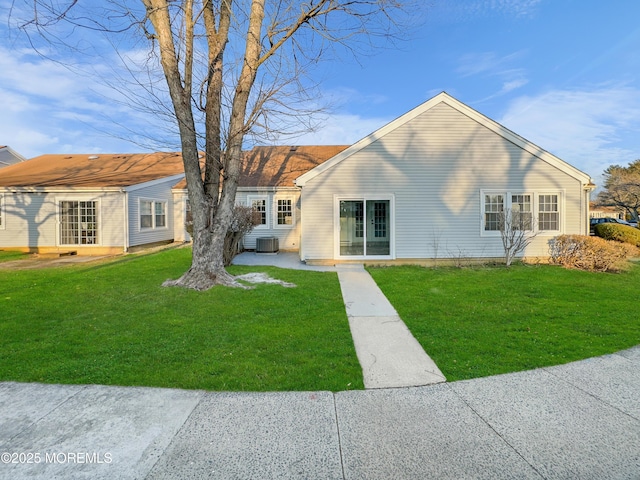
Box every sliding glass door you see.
[339,199,390,257]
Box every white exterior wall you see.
[0,190,125,250]
[127,178,180,247]
[301,103,587,261]
[235,188,301,250]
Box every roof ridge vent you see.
[88,155,100,160]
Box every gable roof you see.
[295,92,593,187]
[0,146,27,168]
[172,145,349,190]
[0,152,186,189]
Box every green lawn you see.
[0,247,363,391]
[369,263,640,381]
[0,251,29,262]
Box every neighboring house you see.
[295,92,595,264]
[589,202,624,219]
[0,152,187,254]
[0,146,27,168]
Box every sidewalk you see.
[1,347,639,479]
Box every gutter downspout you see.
[123,189,129,253]
[584,181,596,235]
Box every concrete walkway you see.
[2,347,640,479]
[234,252,445,388]
[336,264,445,388]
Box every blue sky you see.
[2,0,640,184]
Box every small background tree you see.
[597,160,640,224]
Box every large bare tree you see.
[13,0,415,290]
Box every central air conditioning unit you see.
[256,236,279,254]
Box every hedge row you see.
[594,223,640,247]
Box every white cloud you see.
[457,51,529,99]
[281,113,392,146]
[0,42,172,157]
[499,87,640,179]
[431,0,543,22]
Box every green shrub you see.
[549,235,637,272]
[594,223,640,247]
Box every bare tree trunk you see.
[15,0,416,290]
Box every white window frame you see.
[139,198,168,231]
[333,193,395,260]
[0,194,4,230]
[273,195,295,229]
[537,192,562,233]
[248,195,269,229]
[57,198,101,246]
[480,190,563,236]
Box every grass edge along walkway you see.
[0,247,364,392]
[368,263,640,382]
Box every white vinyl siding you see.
[0,194,4,230]
[0,191,125,250]
[300,102,584,261]
[128,179,176,247]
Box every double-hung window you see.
[511,194,532,231]
[275,197,294,227]
[140,199,167,230]
[482,191,560,234]
[538,194,559,231]
[248,196,268,228]
[484,194,504,231]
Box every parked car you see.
[590,217,635,234]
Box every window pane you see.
[252,199,266,225]
[79,201,98,244]
[539,195,559,230]
[511,194,532,230]
[60,201,97,244]
[484,195,504,230]
[140,201,153,228]
[340,201,364,255]
[155,202,166,228]
[277,199,292,225]
[60,201,79,244]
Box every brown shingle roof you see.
[172,145,349,190]
[0,152,186,188]
[0,146,348,190]
[240,145,349,187]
